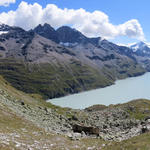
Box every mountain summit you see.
[56,26,101,46]
[56,26,87,44]
[33,23,60,43]
[130,41,150,56]
[33,24,101,46]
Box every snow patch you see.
[0,31,8,35]
[146,42,150,48]
[131,45,139,52]
[60,42,78,47]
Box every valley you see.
[0,23,150,149]
[1,0,150,149]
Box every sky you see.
[0,0,150,45]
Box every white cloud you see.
[0,0,16,6]
[0,1,145,41]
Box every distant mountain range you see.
[0,23,149,99]
[129,41,150,56]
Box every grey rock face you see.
[33,23,60,43]
[56,26,102,46]
[56,26,87,44]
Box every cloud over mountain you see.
[0,1,145,40]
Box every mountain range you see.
[0,23,149,99]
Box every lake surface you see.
[48,72,150,109]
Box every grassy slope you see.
[102,60,146,80]
[0,57,146,100]
[0,102,108,150]
[103,133,150,150]
[0,58,113,99]
[1,76,150,149]
[112,99,150,120]
[1,103,150,150]
[0,76,110,149]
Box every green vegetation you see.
[103,132,150,150]
[124,99,150,120]
[0,57,146,100]
[0,58,113,99]
[105,99,150,121]
[103,60,146,80]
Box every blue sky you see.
[0,0,150,44]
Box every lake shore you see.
[48,72,150,109]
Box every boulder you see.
[72,124,99,136]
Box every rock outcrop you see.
[72,124,99,136]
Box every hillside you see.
[0,75,150,149]
[0,23,148,99]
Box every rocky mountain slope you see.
[0,23,148,99]
[1,75,150,149]
[0,24,113,99]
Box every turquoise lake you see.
[48,72,150,109]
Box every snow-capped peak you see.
[145,42,150,48]
[127,41,150,55]
[117,41,150,55]
[130,41,150,51]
